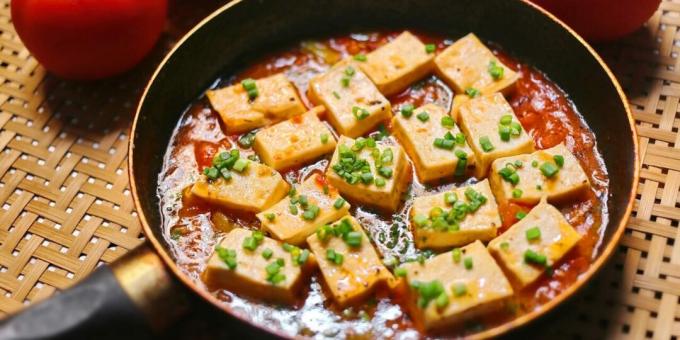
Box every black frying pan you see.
[0,0,638,339]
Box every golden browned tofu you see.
[191,159,289,213]
[434,33,518,95]
[257,174,350,246]
[206,73,306,134]
[325,136,411,212]
[392,103,475,182]
[253,106,336,171]
[308,61,392,138]
[410,179,501,250]
[306,216,395,307]
[400,241,513,332]
[457,93,534,178]
[202,228,315,304]
[359,31,435,96]
[488,200,582,287]
[489,143,591,206]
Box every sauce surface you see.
[158,31,609,338]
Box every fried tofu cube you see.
[206,73,306,134]
[326,136,411,212]
[401,240,513,331]
[202,228,315,304]
[253,107,336,171]
[306,216,395,306]
[434,33,518,96]
[359,31,435,96]
[410,179,501,250]
[191,160,289,213]
[489,143,591,206]
[309,62,392,138]
[488,200,582,287]
[392,103,475,182]
[458,93,534,178]
[257,174,350,246]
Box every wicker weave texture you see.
[0,1,678,339]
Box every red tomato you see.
[530,0,660,42]
[11,0,167,80]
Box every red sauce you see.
[158,31,609,338]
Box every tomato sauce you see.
[158,31,609,337]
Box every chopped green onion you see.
[215,246,237,270]
[465,87,480,98]
[203,167,219,180]
[233,158,249,172]
[345,66,356,76]
[414,214,429,227]
[500,242,510,251]
[416,111,430,122]
[425,43,436,54]
[512,188,523,198]
[333,198,345,209]
[262,248,273,259]
[540,162,559,178]
[341,76,351,87]
[463,257,473,270]
[452,248,461,263]
[524,249,548,266]
[526,227,541,241]
[452,283,467,297]
[289,204,298,215]
[375,177,386,187]
[441,115,455,128]
[531,160,539,168]
[332,91,341,99]
[394,267,407,277]
[353,54,367,62]
[238,131,256,148]
[241,78,259,100]
[320,133,329,144]
[264,213,276,221]
[352,106,370,120]
[516,211,527,220]
[444,192,457,205]
[242,237,258,251]
[488,60,504,80]
[401,103,415,118]
[378,166,393,178]
[554,155,565,167]
[435,292,449,308]
[479,136,494,152]
[302,205,320,221]
[345,231,362,247]
[500,114,513,125]
[499,125,511,141]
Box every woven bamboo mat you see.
[0,0,678,339]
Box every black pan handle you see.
[0,243,190,340]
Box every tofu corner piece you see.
[458,93,534,178]
[401,240,513,332]
[253,106,337,171]
[206,73,306,134]
[307,216,395,307]
[257,173,350,246]
[326,136,411,212]
[202,228,315,304]
[359,31,435,96]
[434,33,518,96]
[392,103,475,182]
[410,179,501,250]
[309,61,392,138]
[489,143,591,206]
[488,201,582,288]
[191,160,289,213]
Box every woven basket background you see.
[0,0,678,339]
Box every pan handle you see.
[0,242,190,340]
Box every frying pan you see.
[0,0,638,338]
